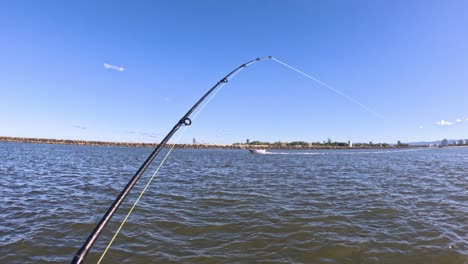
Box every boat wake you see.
[263,149,426,155]
[265,151,322,155]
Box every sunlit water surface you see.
[0,142,467,263]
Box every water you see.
[0,142,467,263]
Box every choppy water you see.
[0,142,467,264]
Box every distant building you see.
[246,139,249,144]
[193,138,196,144]
[458,139,464,145]
[348,140,353,148]
[440,139,449,147]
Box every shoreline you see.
[0,136,422,150]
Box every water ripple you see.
[0,143,467,263]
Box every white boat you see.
[248,149,266,154]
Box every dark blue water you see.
[0,142,467,263]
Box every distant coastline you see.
[0,136,420,150]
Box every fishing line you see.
[75,56,387,263]
[271,58,384,119]
[97,126,188,263]
[97,57,380,261]
[192,82,226,120]
[97,63,247,263]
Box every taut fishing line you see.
[73,56,384,263]
[272,58,384,119]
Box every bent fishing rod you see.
[72,56,272,264]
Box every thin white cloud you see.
[73,125,87,130]
[436,120,453,126]
[456,118,462,123]
[104,63,125,72]
[139,131,164,138]
[419,125,424,129]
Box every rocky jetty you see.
[0,136,418,150]
[0,136,241,149]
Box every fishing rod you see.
[71,56,272,264]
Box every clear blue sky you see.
[1,0,467,144]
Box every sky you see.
[1,0,468,144]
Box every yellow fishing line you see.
[97,132,184,263]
